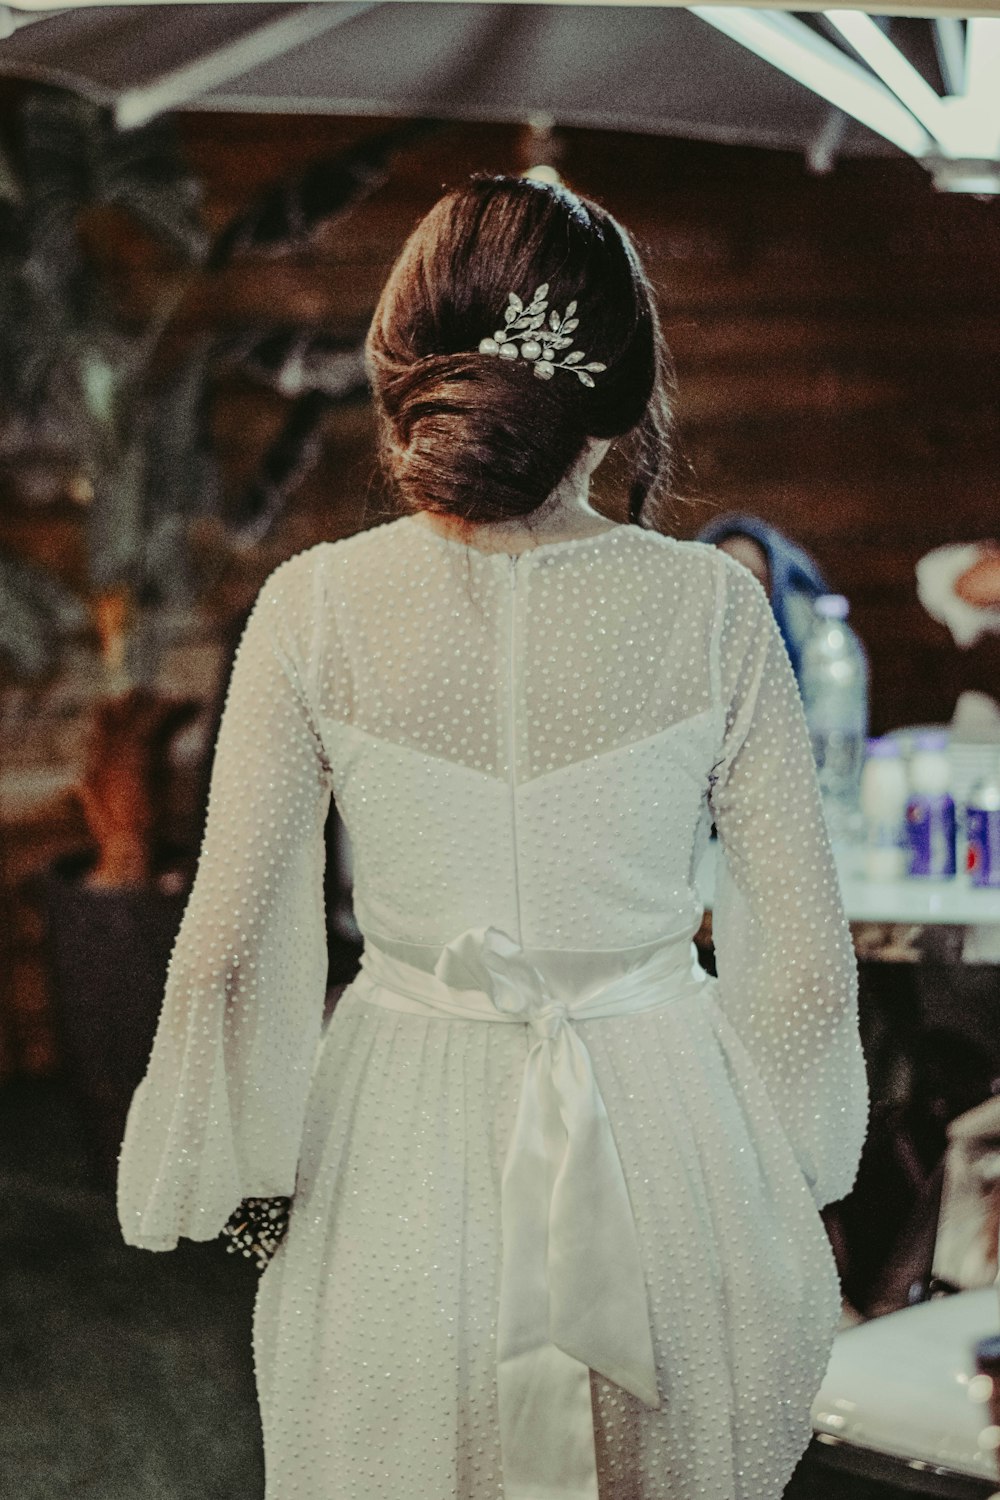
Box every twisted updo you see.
[365,175,677,527]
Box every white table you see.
[696,839,1000,964]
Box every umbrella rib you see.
[690,6,933,160]
[114,1,381,130]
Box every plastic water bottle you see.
[798,594,870,841]
[860,736,907,880]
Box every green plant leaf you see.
[230,387,362,550]
[101,114,209,267]
[0,550,87,681]
[0,136,23,208]
[144,341,219,513]
[19,89,99,319]
[86,435,147,592]
[228,329,368,401]
[206,120,440,270]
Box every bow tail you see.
[496,1033,662,1500]
[547,1030,662,1409]
[497,1041,603,1500]
[496,1343,600,1500]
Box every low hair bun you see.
[373,350,590,524]
[366,174,676,527]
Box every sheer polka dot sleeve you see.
[117,550,333,1250]
[708,553,869,1210]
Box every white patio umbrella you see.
[0,1,998,190]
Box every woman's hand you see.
[220,1197,292,1270]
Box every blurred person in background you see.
[917,540,1000,649]
[917,539,1000,742]
[697,512,834,685]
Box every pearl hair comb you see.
[478,284,607,385]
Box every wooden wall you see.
[2,109,999,1078]
[168,113,1000,734]
[5,110,999,731]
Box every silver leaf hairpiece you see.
[478,284,607,385]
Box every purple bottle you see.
[906,731,956,878]
[966,769,1000,888]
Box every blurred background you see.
[0,3,999,1497]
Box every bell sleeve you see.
[707,552,870,1210]
[117,548,333,1250]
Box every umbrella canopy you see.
[1,4,997,187]
[0,2,906,155]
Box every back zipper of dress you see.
[507,553,523,944]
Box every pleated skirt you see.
[252,972,841,1500]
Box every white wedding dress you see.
[117,513,869,1500]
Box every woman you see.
[117,176,869,1500]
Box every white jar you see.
[860,737,908,880]
[909,736,951,798]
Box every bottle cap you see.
[814,594,849,620]
[865,736,900,758]
[913,730,950,753]
[975,1333,1000,1369]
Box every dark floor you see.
[0,1076,263,1500]
[0,1074,960,1500]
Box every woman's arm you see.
[117,549,333,1250]
[708,554,870,1209]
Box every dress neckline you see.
[405,514,631,560]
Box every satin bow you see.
[433,925,662,1500]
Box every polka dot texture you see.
[117,549,334,1247]
[117,516,869,1500]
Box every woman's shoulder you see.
[619,526,732,596]
[623,531,775,650]
[625,527,720,566]
[258,520,404,600]
[261,520,733,598]
[644,529,770,607]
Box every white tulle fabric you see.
[117,515,869,1500]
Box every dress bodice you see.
[311,516,723,954]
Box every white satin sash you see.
[355,925,710,1500]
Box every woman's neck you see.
[410,474,617,555]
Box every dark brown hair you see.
[365,175,677,529]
